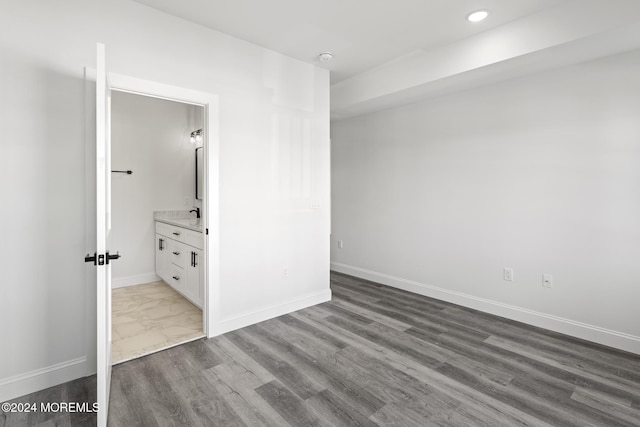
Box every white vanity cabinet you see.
[155,221,204,308]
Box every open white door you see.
[95,42,113,427]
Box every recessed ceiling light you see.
[467,10,489,22]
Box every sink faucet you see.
[189,207,200,219]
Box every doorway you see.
[109,91,206,363]
[90,49,220,426]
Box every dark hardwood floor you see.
[3,272,640,426]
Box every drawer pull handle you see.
[172,251,180,255]
[172,275,180,281]
[172,231,181,236]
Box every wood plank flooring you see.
[3,271,640,426]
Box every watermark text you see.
[2,401,99,413]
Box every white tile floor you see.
[111,281,204,363]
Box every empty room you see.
[1,0,639,426]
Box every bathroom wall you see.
[0,0,329,401]
[110,91,204,287]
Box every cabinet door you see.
[155,234,169,282]
[186,248,203,308]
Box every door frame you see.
[108,73,220,338]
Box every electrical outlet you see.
[543,273,553,288]
[503,267,514,282]
[283,267,288,278]
[338,240,344,249]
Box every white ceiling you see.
[133,0,565,83]
[133,0,640,118]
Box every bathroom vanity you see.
[154,215,203,308]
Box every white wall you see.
[111,92,203,286]
[331,49,640,354]
[0,0,330,401]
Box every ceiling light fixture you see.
[318,52,333,63]
[467,10,489,22]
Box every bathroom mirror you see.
[195,147,203,200]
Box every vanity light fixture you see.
[467,10,489,22]
[190,128,203,144]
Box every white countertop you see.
[153,210,203,232]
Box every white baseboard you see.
[213,289,332,337]
[331,262,640,355]
[112,273,160,289]
[0,357,87,403]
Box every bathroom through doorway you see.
[109,90,207,364]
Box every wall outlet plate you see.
[504,267,514,281]
[543,273,553,288]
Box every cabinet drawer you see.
[167,265,184,291]
[155,221,203,249]
[155,221,185,240]
[167,240,187,269]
